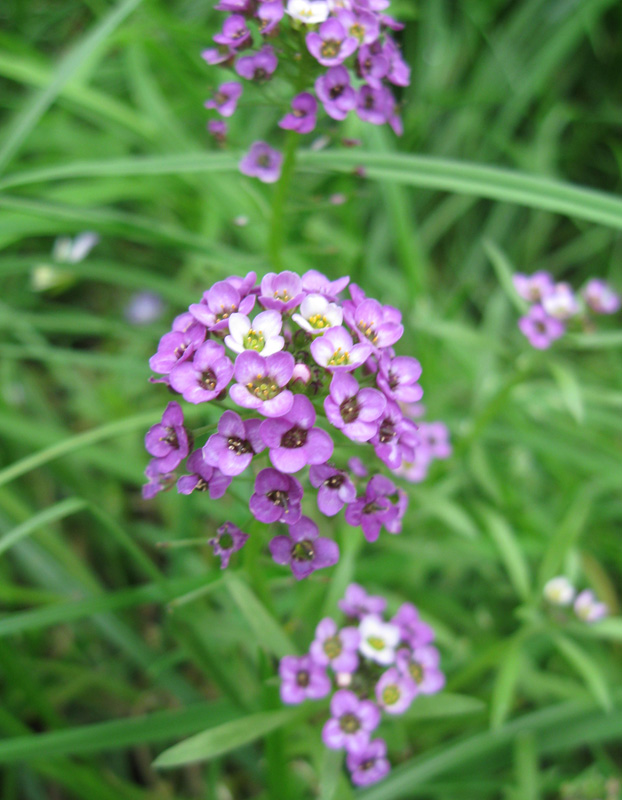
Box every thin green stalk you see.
[268,130,300,269]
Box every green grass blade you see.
[0,497,87,557]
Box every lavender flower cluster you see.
[143,270,429,577]
[514,272,620,350]
[279,583,444,787]
[203,0,410,181]
[544,577,608,623]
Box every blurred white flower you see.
[543,576,575,606]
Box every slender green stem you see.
[268,130,300,269]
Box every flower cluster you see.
[543,576,608,623]
[143,270,424,576]
[202,0,410,180]
[279,583,444,787]
[514,272,620,349]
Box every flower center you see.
[216,304,236,322]
[362,758,376,771]
[243,328,266,351]
[247,376,281,400]
[339,713,360,734]
[329,84,344,99]
[232,27,246,40]
[281,426,308,449]
[328,347,350,366]
[195,478,209,491]
[308,313,330,329]
[163,428,179,447]
[350,22,365,41]
[358,320,379,344]
[199,369,218,391]
[258,155,271,168]
[378,418,395,444]
[323,635,343,659]
[362,500,382,515]
[340,396,360,423]
[254,67,267,80]
[292,539,315,561]
[267,489,288,508]
[215,91,227,105]
[227,436,253,455]
[364,94,375,110]
[409,662,424,684]
[219,532,234,549]
[325,474,345,489]
[381,685,400,706]
[293,108,305,118]
[296,669,310,687]
[321,39,341,59]
[274,289,291,301]
[366,635,386,651]
[173,343,187,359]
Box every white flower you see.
[358,615,401,665]
[292,293,343,335]
[543,576,575,606]
[286,0,330,24]
[542,283,580,320]
[224,310,284,356]
[53,232,99,264]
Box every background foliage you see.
[0,1,621,798]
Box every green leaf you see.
[478,506,531,600]
[552,634,612,710]
[403,693,485,720]
[483,239,528,313]
[153,708,300,769]
[490,635,525,728]
[550,363,584,423]
[0,497,87,556]
[578,617,622,642]
[225,573,297,659]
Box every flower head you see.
[322,689,380,752]
[224,310,285,356]
[311,326,372,371]
[339,583,387,618]
[203,410,265,476]
[292,293,343,333]
[250,468,303,524]
[513,271,555,303]
[235,46,278,81]
[375,667,416,714]
[144,402,189,473]
[239,141,283,183]
[189,280,255,331]
[310,617,360,672]
[358,614,401,665]
[204,81,242,116]
[518,304,565,349]
[583,279,620,315]
[315,66,357,120]
[324,372,386,441]
[391,602,435,648]
[279,92,318,134]
[208,521,249,569]
[269,515,339,578]
[259,271,305,312]
[396,646,445,694]
[260,394,334,473]
[177,449,231,497]
[346,739,390,787]
[309,464,356,516]
[574,589,608,623]
[279,654,331,704]
[229,350,295,417]
[307,19,359,67]
[169,340,234,404]
[286,0,330,24]
[543,576,575,606]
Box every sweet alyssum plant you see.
[143,269,431,577]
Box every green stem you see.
[268,130,300,270]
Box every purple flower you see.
[208,521,249,569]
[518,304,565,349]
[384,36,411,86]
[204,81,242,116]
[583,279,620,314]
[189,280,255,331]
[371,401,417,469]
[226,270,258,299]
[346,739,390,787]
[279,654,331,704]
[279,92,318,134]
[213,14,252,48]
[375,667,416,714]
[324,372,386,441]
[269,515,339,579]
[345,475,398,542]
[250,468,303,524]
[356,85,390,125]
[345,297,403,349]
[201,45,235,66]
[309,464,356,516]
[347,457,368,479]
[235,45,278,81]
[310,326,372,372]
[339,582,387,618]
[417,421,451,459]
[203,410,265,476]
[322,690,380,753]
[169,340,234,404]
[259,271,305,312]
[337,8,380,44]
[257,0,284,33]
[357,43,389,87]
[145,402,190,473]
[149,323,206,375]
[574,589,608,623]
[396,646,445,694]
[125,291,164,326]
[377,353,423,404]
[315,66,356,120]
[142,460,176,499]
[301,269,350,300]
[239,141,283,183]
[306,18,358,67]
[177,449,231,497]
[391,602,435,648]
[215,0,253,10]
[513,271,555,303]
[310,617,360,672]
[260,395,334,473]
[208,120,228,142]
[229,350,295,417]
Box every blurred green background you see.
[0,1,621,798]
